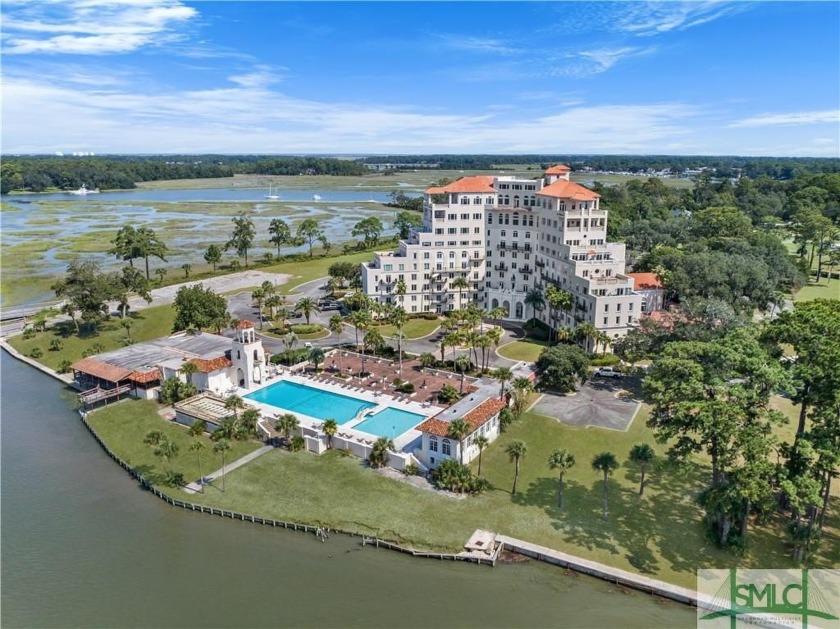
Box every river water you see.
[0,353,695,628]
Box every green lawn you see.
[263,251,374,296]
[378,318,441,339]
[87,400,261,486]
[109,401,833,589]
[497,338,550,362]
[7,305,176,370]
[794,280,839,302]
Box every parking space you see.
[530,377,642,431]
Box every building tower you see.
[231,320,265,389]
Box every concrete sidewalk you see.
[184,444,273,494]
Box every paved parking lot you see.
[530,377,642,431]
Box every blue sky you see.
[2,1,838,156]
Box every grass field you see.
[87,399,836,589]
[377,318,441,339]
[794,280,839,302]
[7,305,176,370]
[497,338,550,362]
[87,400,260,486]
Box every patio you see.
[312,351,479,405]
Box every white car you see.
[593,367,622,379]
[304,341,313,349]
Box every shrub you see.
[438,383,460,405]
[290,323,323,335]
[431,459,484,494]
[403,462,420,476]
[590,353,621,366]
[270,348,310,365]
[289,435,306,452]
[396,382,415,394]
[57,359,72,374]
[22,328,36,340]
[422,312,440,320]
[29,347,44,359]
[392,377,404,387]
[48,338,63,351]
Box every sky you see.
[1,0,838,156]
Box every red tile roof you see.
[417,398,507,437]
[237,320,255,329]
[627,272,663,290]
[71,357,132,383]
[545,164,571,174]
[128,369,162,384]
[187,356,233,373]
[538,179,599,201]
[425,176,496,194]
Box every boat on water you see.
[312,194,322,201]
[265,183,280,199]
[68,184,100,195]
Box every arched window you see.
[429,435,438,452]
[254,349,259,361]
[442,439,451,456]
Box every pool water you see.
[354,407,426,439]
[245,381,376,423]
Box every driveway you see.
[531,377,642,431]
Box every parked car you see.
[304,341,313,348]
[319,301,341,311]
[593,367,622,379]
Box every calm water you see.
[0,352,695,628]
[244,380,377,423]
[354,407,426,439]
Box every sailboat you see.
[312,194,322,201]
[265,183,280,200]
[69,184,100,195]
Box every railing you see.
[79,383,133,405]
[496,243,531,252]
[494,264,508,271]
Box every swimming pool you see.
[354,407,426,439]
[244,381,376,423]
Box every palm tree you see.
[454,354,471,394]
[389,306,408,376]
[591,451,619,518]
[181,360,198,386]
[322,418,339,449]
[474,435,489,476]
[238,408,261,439]
[251,288,266,329]
[368,436,394,468]
[153,437,179,473]
[629,444,655,496]
[594,330,611,356]
[188,418,207,437]
[294,297,320,325]
[328,314,345,371]
[548,448,575,509]
[419,352,437,369]
[447,418,471,464]
[363,326,385,357]
[395,276,407,308]
[265,294,284,321]
[506,440,527,495]
[524,287,545,331]
[143,430,165,447]
[347,310,371,349]
[511,376,534,417]
[441,331,462,364]
[189,440,206,492]
[488,306,507,328]
[213,439,231,492]
[284,331,299,366]
[224,394,245,420]
[476,333,493,372]
[288,435,306,452]
[309,346,326,372]
[575,322,598,353]
[451,275,469,309]
[494,366,513,398]
[274,413,299,444]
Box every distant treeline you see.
[357,154,840,179]
[0,155,367,194]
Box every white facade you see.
[232,322,266,389]
[362,166,642,347]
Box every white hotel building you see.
[361,165,642,348]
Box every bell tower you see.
[232,320,265,389]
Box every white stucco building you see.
[362,165,643,348]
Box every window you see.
[461,213,470,220]
[442,439,451,456]
[616,317,621,324]
[487,213,493,224]
[429,436,438,452]
[473,213,481,220]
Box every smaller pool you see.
[354,407,426,439]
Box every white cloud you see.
[729,110,840,128]
[435,34,522,56]
[573,46,657,74]
[2,0,198,55]
[611,2,752,37]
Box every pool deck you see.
[239,372,443,451]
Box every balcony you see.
[520,266,533,275]
[535,259,545,268]
[494,264,509,272]
[496,243,532,252]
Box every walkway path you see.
[495,534,699,605]
[184,444,273,494]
